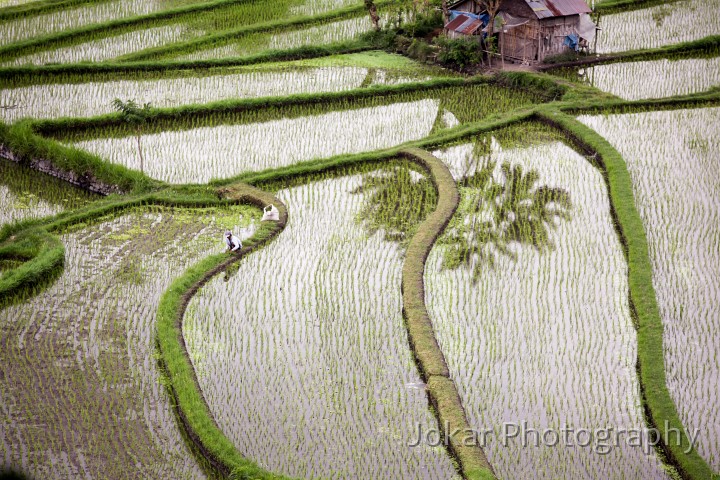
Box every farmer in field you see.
[225,230,241,253]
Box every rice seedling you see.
[71,98,438,183]
[573,56,720,100]
[596,0,720,54]
[0,0,39,7]
[0,159,96,227]
[183,168,459,479]
[0,66,408,122]
[177,13,382,61]
[0,0,204,46]
[290,0,361,17]
[424,133,671,478]
[58,83,533,184]
[578,107,720,471]
[0,204,259,479]
[0,0,314,65]
[4,24,194,66]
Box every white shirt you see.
[225,235,241,251]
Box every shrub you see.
[434,35,482,69]
[359,28,397,49]
[407,38,437,62]
[400,11,443,38]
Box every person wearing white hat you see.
[224,230,242,253]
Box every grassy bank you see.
[594,0,683,15]
[0,121,158,193]
[400,147,496,480]
[154,183,291,479]
[0,40,373,87]
[535,109,716,480]
[118,3,377,62]
[0,0,260,63]
[540,35,720,71]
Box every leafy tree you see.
[111,98,151,173]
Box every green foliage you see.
[442,158,571,278]
[407,38,436,62]
[359,28,399,49]
[399,11,443,38]
[111,98,152,125]
[537,110,716,480]
[354,163,438,245]
[434,35,482,69]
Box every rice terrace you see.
[0,0,718,478]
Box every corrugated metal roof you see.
[445,14,483,35]
[526,0,591,18]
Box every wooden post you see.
[501,31,505,69]
[593,13,601,54]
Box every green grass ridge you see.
[539,35,720,70]
[0,40,374,85]
[594,0,683,15]
[0,120,159,194]
[535,108,717,480]
[0,0,273,62]
[0,0,108,21]
[400,147,496,480]
[154,182,292,479]
[118,2,383,62]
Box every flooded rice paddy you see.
[0,0,205,46]
[184,171,458,479]
[427,138,670,479]
[0,160,96,228]
[178,15,377,61]
[579,107,720,470]
[596,0,720,54]
[0,205,257,479]
[1,67,386,122]
[72,98,439,183]
[572,56,720,101]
